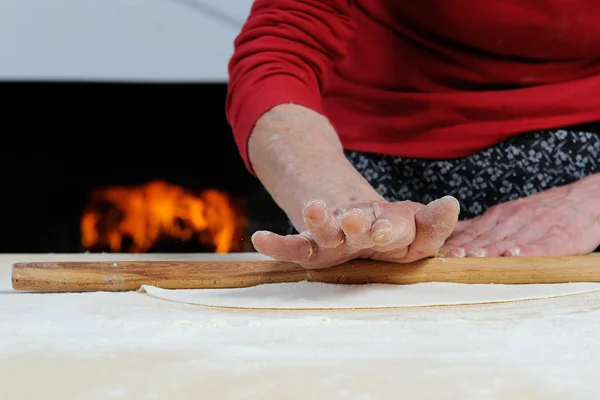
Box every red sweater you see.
[226,0,600,173]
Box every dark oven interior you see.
[1,82,288,253]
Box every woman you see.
[226,1,600,269]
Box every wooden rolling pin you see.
[11,254,600,292]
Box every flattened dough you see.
[139,282,600,310]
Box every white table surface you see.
[2,253,600,399]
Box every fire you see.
[80,180,246,253]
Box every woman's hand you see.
[248,104,460,268]
[440,174,600,257]
[251,196,460,269]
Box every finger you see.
[439,220,479,256]
[443,220,488,248]
[368,201,421,249]
[479,216,556,257]
[302,199,345,248]
[371,201,422,245]
[250,230,313,263]
[448,219,470,237]
[338,208,375,249]
[476,239,519,257]
[403,196,460,262]
[369,202,422,261]
[439,221,469,257]
[500,235,566,257]
[438,246,466,257]
[443,209,501,249]
[442,206,526,256]
[458,222,525,257]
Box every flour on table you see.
[139,282,600,310]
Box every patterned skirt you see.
[346,123,600,219]
[287,122,600,233]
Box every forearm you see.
[249,104,384,230]
[226,0,355,175]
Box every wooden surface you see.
[12,254,600,291]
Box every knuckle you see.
[391,202,417,216]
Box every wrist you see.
[248,104,383,228]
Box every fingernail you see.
[448,247,466,257]
[372,219,394,245]
[466,248,486,257]
[444,195,461,209]
[372,218,392,230]
[428,195,460,208]
[350,208,366,215]
[503,247,520,257]
[303,199,328,226]
[305,198,326,208]
[250,230,270,245]
[342,208,370,233]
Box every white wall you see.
[0,0,252,82]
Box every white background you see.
[0,0,252,82]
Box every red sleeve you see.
[225,0,355,174]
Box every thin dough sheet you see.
[139,282,600,310]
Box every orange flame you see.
[81,180,246,253]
